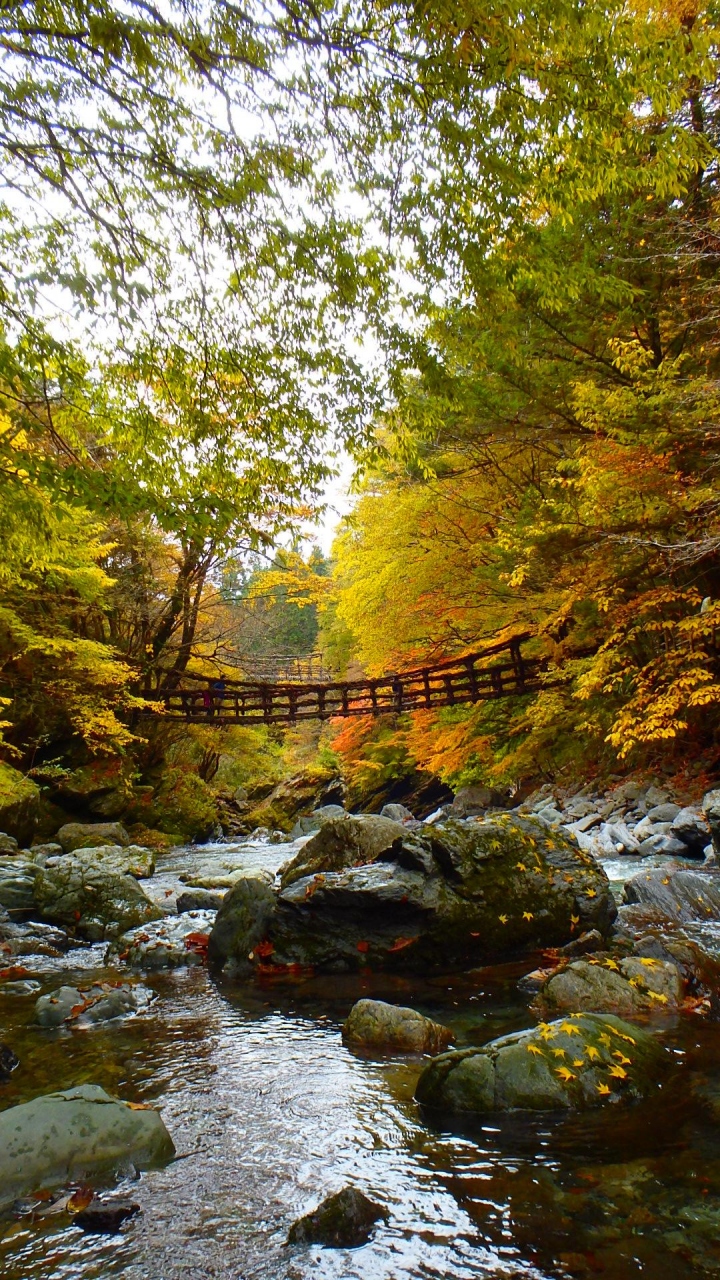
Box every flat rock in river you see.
[342,998,454,1054]
[415,1013,667,1114]
[622,866,720,924]
[0,1084,174,1204]
[537,956,683,1016]
[108,910,216,968]
[210,814,616,974]
[34,858,163,941]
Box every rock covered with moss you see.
[209,814,616,974]
[415,1013,667,1114]
[537,955,684,1016]
[342,998,454,1054]
[34,857,163,940]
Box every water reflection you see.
[1,836,720,1278]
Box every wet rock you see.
[0,1084,175,1204]
[210,815,616,975]
[0,918,70,957]
[176,888,224,913]
[57,822,131,853]
[45,845,155,879]
[74,1199,141,1233]
[518,966,561,994]
[109,910,216,969]
[556,928,604,958]
[0,857,39,915]
[287,1186,387,1247]
[207,877,278,972]
[645,803,681,824]
[0,833,18,855]
[280,815,405,890]
[670,807,710,858]
[379,803,415,823]
[289,805,348,840]
[1,980,41,996]
[342,999,454,1054]
[637,834,689,858]
[28,843,63,864]
[34,857,163,941]
[623,865,720,924]
[35,982,150,1027]
[0,1043,19,1081]
[415,1013,667,1114]
[538,956,683,1016]
[702,790,720,855]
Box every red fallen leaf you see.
[73,911,81,921]
[135,933,150,943]
[70,1000,93,1018]
[469,932,480,938]
[0,942,12,954]
[126,1101,155,1111]
[0,965,30,980]
[184,932,209,956]
[68,1187,94,1213]
[254,939,274,958]
[387,936,418,952]
[118,950,129,962]
[356,940,370,953]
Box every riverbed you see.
[2,835,720,1279]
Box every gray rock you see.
[45,845,155,879]
[0,833,18,855]
[634,816,672,842]
[379,803,415,823]
[1,980,41,996]
[210,815,616,975]
[279,815,405,890]
[606,822,641,854]
[74,1199,141,1233]
[0,918,69,958]
[0,857,39,914]
[0,1085,174,1205]
[56,822,130,853]
[623,866,720,924]
[637,835,689,858]
[702,790,720,855]
[671,807,709,857]
[450,785,494,816]
[568,813,603,834]
[415,1013,667,1115]
[646,803,681,823]
[342,999,454,1054]
[109,911,216,969]
[645,786,671,808]
[176,889,223,913]
[538,956,682,1015]
[287,1186,387,1247]
[28,843,63,863]
[34,858,163,941]
[289,805,348,841]
[536,806,565,826]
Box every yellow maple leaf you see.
[603,959,619,970]
[586,889,597,898]
[599,1034,612,1047]
[498,914,509,924]
[556,1067,576,1082]
[527,1044,543,1056]
[516,862,527,872]
[609,1064,628,1079]
[570,914,580,925]
[559,1022,581,1035]
[616,1031,636,1045]
[648,990,668,1004]
[639,958,658,967]
[522,911,534,921]
[552,1047,567,1058]
[585,1045,600,1061]
[597,1083,611,1095]
[613,1052,631,1065]
[573,1058,584,1067]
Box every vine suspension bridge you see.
[145,633,545,725]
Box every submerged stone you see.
[0,1084,175,1204]
[287,1186,387,1247]
[415,1013,667,1114]
[342,998,454,1054]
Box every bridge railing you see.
[147,633,544,724]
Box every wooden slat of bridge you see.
[147,634,544,725]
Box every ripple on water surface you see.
[1,838,720,1279]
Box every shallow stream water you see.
[2,837,720,1279]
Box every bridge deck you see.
[145,635,543,724]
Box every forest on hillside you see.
[1,0,720,837]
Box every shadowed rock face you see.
[623,866,720,923]
[287,1186,387,1247]
[415,1013,667,1115]
[209,815,616,975]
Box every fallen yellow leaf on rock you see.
[556,1067,576,1082]
[527,1044,543,1056]
[522,911,534,921]
[597,1083,611,1095]
[609,1064,628,1079]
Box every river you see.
[2,835,720,1279]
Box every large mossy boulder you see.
[415,1013,667,1114]
[34,858,163,940]
[48,759,137,820]
[150,769,218,841]
[242,770,346,834]
[538,956,683,1016]
[0,1084,174,1204]
[57,822,131,853]
[0,763,41,845]
[0,856,39,914]
[209,814,616,974]
[207,875,278,967]
[46,844,155,879]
